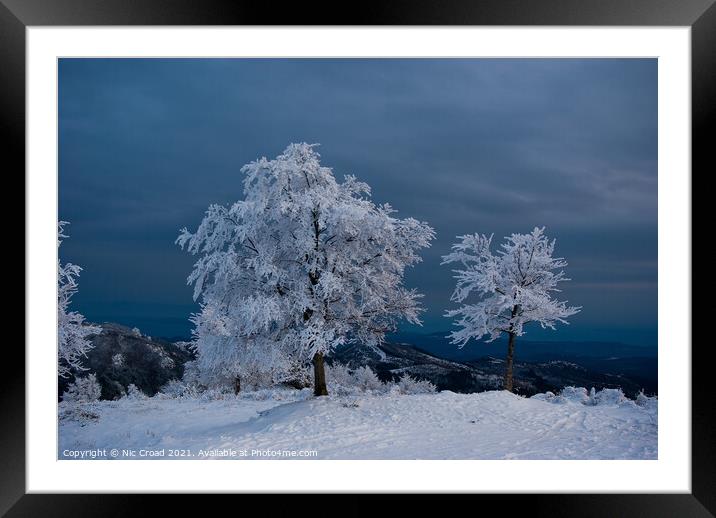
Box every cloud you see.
[59,58,658,343]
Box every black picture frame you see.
[5,0,711,514]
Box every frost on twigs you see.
[58,221,101,378]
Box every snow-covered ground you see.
[59,388,657,460]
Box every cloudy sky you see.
[59,58,657,345]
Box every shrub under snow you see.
[394,374,437,395]
[531,386,655,408]
[352,366,384,392]
[158,379,199,399]
[532,386,592,405]
[62,373,102,404]
[326,363,385,395]
[590,387,625,405]
[123,383,148,400]
[635,390,658,411]
[326,363,436,396]
[560,386,591,404]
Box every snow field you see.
[59,389,656,460]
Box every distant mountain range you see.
[67,323,656,400]
[331,340,657,398]
[59,322,195,401]
[389,331,657,360]
[382,331,657,396]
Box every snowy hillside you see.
[59,388,657,460]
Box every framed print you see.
[5,0,711,514]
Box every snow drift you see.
[59,387,657,460]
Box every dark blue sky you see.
[59,58,657,346]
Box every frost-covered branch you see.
[58,222,100,378]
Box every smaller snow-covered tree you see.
[442,227,580,392]
[58,222,100,378]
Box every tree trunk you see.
[312,352,328,396]
[504,332,516,392]
[233,376,241,395]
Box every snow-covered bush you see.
[325,363,385,395]
[123,383,148,400]
[394,374,437,395]
[162,359,205,398]
[560,386,590,404]
[279,362,313,389]
[530,391,563,403]
[352,366,384,392]
[586,387,601,405]
[592,387,628,406]
[157,379,200,399]
[635,390,658,411]
[326,364,437,396]
[532,387,647,408]
[62,373,101,404]
[158,379,185,398]
[532,387,592,405]
[325,363,353,388]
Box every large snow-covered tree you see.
[441,227,580,392]
[58,222,100,378]
[177,143,435,395]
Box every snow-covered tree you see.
[62,373,101,404]
[58,222,100,378]
[177,143,435,396]
[441,227,580,392]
